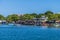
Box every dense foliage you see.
[0,14,5,20]
[6,14,20,23]
[0,11,60,22]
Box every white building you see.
[40,16,48,22]
[0,20,6,24]
[33,16,48,22]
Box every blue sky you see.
[0,0,60,16]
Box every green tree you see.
[20,14,35,20]
[45,11,53,15]
[30,13,37,18]
[44,11,54,20]
[0,15,5,20]
[38,14,45,18]
[6,14,20,23]
[56,14,60,20]
[48,14,58,20]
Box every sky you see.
[0,0,60,16]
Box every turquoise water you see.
[0,25,60,40]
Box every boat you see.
[53,23,60,28]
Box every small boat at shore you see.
[53,23,60,28]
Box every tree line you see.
[0,11,60,22]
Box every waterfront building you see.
[16,16,48,26]
[33,16,48,22]
[0,20,6,24]
[33,16,48,25]
[40,16,48,22]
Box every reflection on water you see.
[0,24,59,40]
[0,23,60,28]
[0,25,59,40]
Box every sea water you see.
[0,25,60,40]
